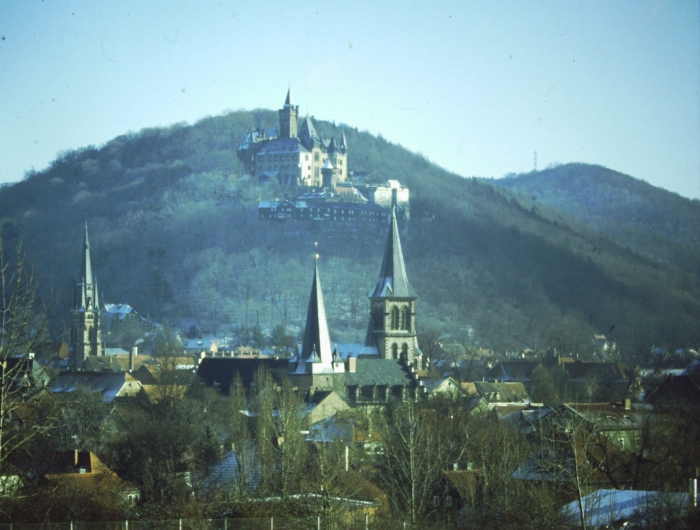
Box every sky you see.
[1,0,699,198]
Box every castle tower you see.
[364,209,421,366]
[278,88,299,139]
[69,223,104,370]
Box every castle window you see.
[401,343,408,361]
[305,155,309,161]
[314,153,319,161]
[391,343,398,360]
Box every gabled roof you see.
[298,116,320,147]
[483,361,539,382]
[369,209,416,298]
[473,381,531,403]
[49,371,142,403]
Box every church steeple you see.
[81,222,93,287]
[300,258,333,365]
[365,209,421,366]
[290,256,344,377]
[70,222,104,369]
[370,208,416,299]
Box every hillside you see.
[1,112,700,356]
[493,164,700,273]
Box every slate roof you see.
[49,371,142,403]
[561,489,689,528]
[473,381,531,403]
[306,414,354,444]
[483,361,539,382]
[257,137,308,155]
[196,358,289,395]
[345,359,413,387]
[369,208,416,299]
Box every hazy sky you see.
[1,1,699,198]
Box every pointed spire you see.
[284,87,292,107]
[340,130,347,151]
[94,278,100,309]
[81,222,93,286]
[299,257,333,365]
[370,208,416,298]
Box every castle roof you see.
[257,137,309,155]
[369,208,416,299]
[298,116,320,148]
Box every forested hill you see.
[1,110,699,356]
[493,164,700,273]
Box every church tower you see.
[278,88,299,139]
[69,223,104,370]
[364,209,421,367]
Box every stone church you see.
[237,89,348,187]
[288,208,423,403]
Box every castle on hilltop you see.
[237,89,348,187]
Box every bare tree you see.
[377,399,446,524]
[0,232,54,469]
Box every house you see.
[1,355,52,392]
[27,450,140,505]
[646,374,700,405]
[419,377,464,398]
[49,371,143,403]
[305,391,351,426]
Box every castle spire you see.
[284,87,292,107]
[370,208,415,298]
[299,256,333,366]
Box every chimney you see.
[129,347,137,372]
[348,357,357,373]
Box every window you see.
[314,152,319,161]
[402,306,411,330]
[391,344,398,359]
[391,306,399,330]
[305,155,309,161]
